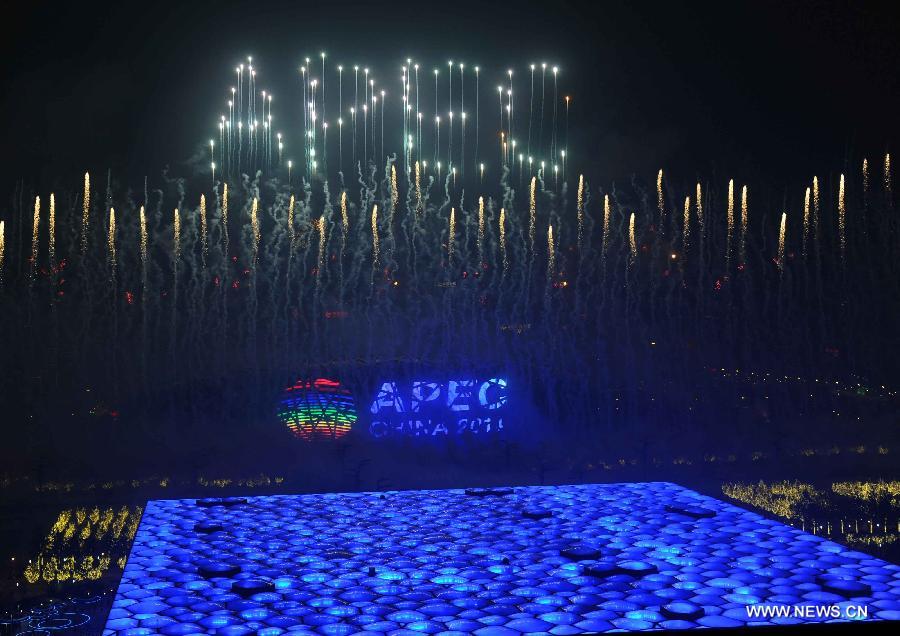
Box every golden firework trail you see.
[200,194,208,264]
[656,169,664,220]
[499,207,508,273]
[340,192,349,234]
[577,174,585,252]
[529,176,537,254]
[725,180,735,269]
[695,182,703,229]
[601,194,610,256]
[628,212,637,261]
[547,224,555,278]
[682,196,691,251]
[250,198,260,262]
[0,220,6,282]
[448,207,456,263]
[862,158,869,199]
[371,204,380,266]
[740,185,748,262]
[812,176,820,227]
[390,164,399,217]
[886,153,893,203]
[317,214,326,276]
[838,173,846,258]
[222,183,229,255]
[31,196,40,278]
[139,206,148,269]
[802,187,810,257]
[777,211,787,273]
[49,193,56,269]
[173,208,181,263]
[81,172,90,254]
[477,196,486,262]
[288,194,296,243]
[108,207,117,277]
[414,161,422,215]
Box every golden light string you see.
[862,158,869,200]
[726,179,734,267]
[628,212,637,260]
[656,169,664,221]
[777,211,787,273]
[812,176,820,229]
[173,208,181,263]
[221,183,229,256]
[886,153,893,205]
[288,194,296,245]
[250,197,260,262]
[695,182,703,229]
[414,161,422,214]
[448,206,456,264]
[200,194,208,265]
[340,192,349,234]
[802,187,811,258]
[477,196,485,263]
[108,207,117,278]
[838,173,846,259]
[682,196,691,252]
[0,220,6,284]
[740,185,748,262]
[317,214,326,277]
[547,224,555,279]
[139,206,148,270]
[31,196,40,280]
[529,176,537,254]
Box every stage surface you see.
[104,482,900,634]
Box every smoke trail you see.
[577,174,585,252]
[108,207,117,279]
[740,185,748,263]
[200,194,208,266]
[777,211,787,273]
[81,173,90,255]
[802,187,810,258]
[838,173,846,260]
[49,193,56,269]
[726,179,734,269]
[30,196,40,283]
[682,196,691,253]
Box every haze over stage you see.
[105,483,900,634]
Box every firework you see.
[173,208,181,264]
[803,187,810,258]
[340,192,349,234]
[657,169,664,222]
[371,205,379,267]
[812,176,820,228]
[0,220,5,285]
[108,207,117,279]
[695,182,703,230]
[577,174,585,252]
[222,183,229,256]
[288,194,296,244]
[139,206,148,269]
[777,211,787,273]
[200,194,208,265]
[31,196,40,280]
[628,212,636,261]
[250,198,260,262]
[414,161,422,215]
[81,172,90,254]
[740,185,748,263]
[49,193,56,269]
[838,174,846,260]
[317,215,326,277]
[726,179,734,268]
[448,207,456,264]
[682,196,691,252]
[602,194,610,257]
[547,224,555,279]
[886,153,893,206]
[499,207,508,274]
[390,164,399,216]
[477,196,485,264]
[529,176,537,254]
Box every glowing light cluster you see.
[277,377,357,440]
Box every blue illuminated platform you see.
[104,483,900,634]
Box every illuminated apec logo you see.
[368,378,509,437]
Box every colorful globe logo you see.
[278,378,357,440]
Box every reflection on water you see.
[723,479,900,559]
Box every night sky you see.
[0,0,897,197]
